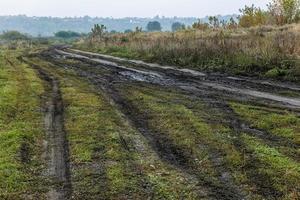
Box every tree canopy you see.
[171,22,185,32]
[0,31,29,40]
[146,21,162,32]
[54,31,81,38]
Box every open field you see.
[0,45,299,199]
[75,24,300,82]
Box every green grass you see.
[120,84,300,199]
[120,85,249,190]
[20,54,300,199]
[75,25,300,82]
[230,102,300,145]
[0,50,46,199]
[29,57,201,199]
[242,134,300,199]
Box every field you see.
[75,24,300,82]
[0,43,299,200]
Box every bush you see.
[0,31,29,40]
[55,31,81,38]
[146,21,162,32]
[172,22,185,32]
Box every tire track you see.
[38,55,247,200]
[22,59,72,200]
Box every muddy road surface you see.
[23,47,300,199]
[56,48,300,111]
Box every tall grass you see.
[76,24,300,81]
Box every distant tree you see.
[192,20,209,30]
[171,22,185,32]
[124,29,133,33]
[54,31,81,38]
[91,24,107,39]
[208,16,220,28]
[146,21,162,32]
[227,17,238,29]
[0,31,29,40]
[268,0,300,24]
[110,30,118,34]
[239,4,268,27]
[135,26,143,33]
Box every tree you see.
[227,17,238,29]
[192,20,209,30]
[239,4,268,27]
[91,24,107,39]
[268,0,300,24]
[208,16,220,28]
[135,26,143,33]
[146,21,162,32]
[54,31,81,38]
[110,30,118,34]
[124,29,133,33]
[0,31,29,40]
[171,22,185,32]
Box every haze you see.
[0,0,269,18]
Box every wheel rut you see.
[23,59,72,200]
[38,54,247,200]
[34,48,300,199]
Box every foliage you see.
[239,4,268,27]
[208,16,220,28]
[192,20,210,30]
[146,21,162,32]
[124,29,133,33]
[54,31,81,38]
[0,31,29,40]
[268,0,300,24]
[0,51,46,198]
[110,30,118,34]
[171,22,185,32]
[76,24,300,82]
[90,24,107,41]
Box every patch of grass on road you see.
[120,85,249,191]
[230,102,300,145]
[0,50,46,199]
[120,84,300,199]
[30,58,201,199]
[242,134,300,199]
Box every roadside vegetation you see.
[75,0,300,81]
[0,49,47,199]
[24,57,204,199]
[118,84,300,199]
[0,0,299,199]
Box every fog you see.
[0,0,269,17]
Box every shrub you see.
[146,21,162,32]
[0,31,29,40]
[54,31,81,38]
[171,22,185,32]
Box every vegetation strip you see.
[0,50,46,199]
[22,60,72,200]
[25,57,208,199]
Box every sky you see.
[0,0,270,18]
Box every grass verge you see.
[0,50,46,199]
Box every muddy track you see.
[21,59,72,200]
[55,49,300,113]
[35,48,300,199]
[37,52,249,199]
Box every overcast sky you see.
[0,0,270,18]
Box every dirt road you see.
[27,62,72,200]
[55,48,300,111]
[24,47,300,199]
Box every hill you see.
[0,15,238,36]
